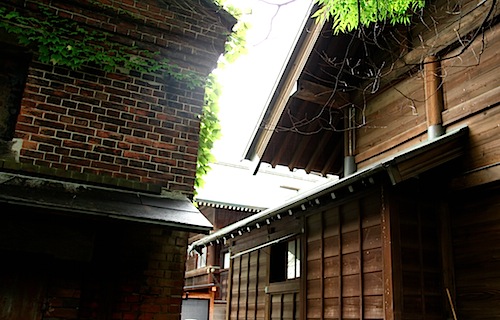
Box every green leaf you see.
[313,0,425,34]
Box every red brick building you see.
[0,0,234,319]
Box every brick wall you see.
[1,0,233,197]
[74,225,190,320]
[0,206,191,320]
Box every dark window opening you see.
[269,238,301,282]
[0,43,31,155]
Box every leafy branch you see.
[195,1,249,195]
[0,4,224,194]
[196,73,222,191]
[313,0,425,34]
[0,6,202,87]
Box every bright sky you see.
[195,0,334,208]
[211,0,314,163]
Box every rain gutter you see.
[188,125,468,253]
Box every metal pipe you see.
[344,106,357,176]
[424,56,445,139]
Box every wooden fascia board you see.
[244,17,326,166]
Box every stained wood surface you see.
[228,249,267,320]
[442,24,500,188]
[356,74,427,164]
[451,183,500,319]
[305,189,384,320]
[355,2,499,185]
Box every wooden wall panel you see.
[442,23,500,112]
[323,297,340,319]
[441,22,500,188]
[228,243,268,320]
[305,189,384,320]
[364,295,383,319]
[451,183,500,319]
[388,181,450,320]
[356,74,427,162]
[355,5,499,178]
[266,280,300,319]
[409,0,491,49]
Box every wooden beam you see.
[292,79,349,107]
[248,18,326,161]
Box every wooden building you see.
[183,201,262,320]
[189,0,500,319]
[0,1,234,319]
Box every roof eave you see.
[243,5,324,172]
[0,172,213,233]
[190,125,469,251]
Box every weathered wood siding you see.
[305,189,385,320]
[227,216,302,320]
[355,0,499,188]
[451,183,500,318]
[356,74,427,166]
[229,249,268,320]
[225,175,461,319]
[387,180,450,320]
[442,23,500,188]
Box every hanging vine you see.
[313,0,426,34]
[195,1,249,195]
[0,6,203,86]
[0,2,246,194]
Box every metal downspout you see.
[344,106,357,177]
[424,56,445,139]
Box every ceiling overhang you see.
[243,10,359,177]
[243,5,325,174]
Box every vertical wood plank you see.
[246,252,251,320]
[439,205,456,317]
[225,251,234,320]
[338,206,343,317]
[417,209,426,317]
[321,211,325,320]
[293,292,298,320]
[300,215,307,320]
[254,250,260,320]
[226,252,234,320]
[237,255,242,320]
[280,293,284,320]
[265,247,271,320]
[382,185,400,320]
[358,201,364,320]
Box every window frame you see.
[269,237,301,283]
[196,246,207,269]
